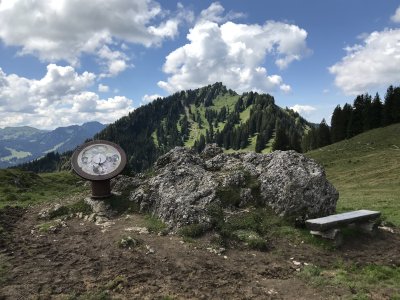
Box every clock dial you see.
[72,140,127,180]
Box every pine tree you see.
[383,85,395,126]
[370,93,382,129]
[255,133,265,153]
[331,105,344,143]
[272,126,289,151]
[317,119,331,147]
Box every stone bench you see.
[305,210,381,246]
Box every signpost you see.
[71,140,127,199]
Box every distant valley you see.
[0,121,105,168]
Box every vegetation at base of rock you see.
[216,186,242,208]
[300,263,400,299]
[178,223,208,238]
[0,169,85,208]
[102,194,139,215]
[144,215,167,233]
[206,206,285,250]
[307,123,400,226]
[47,200,93,219]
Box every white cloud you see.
[98,84,110,93]
[0,65,134,128]
[97,46,131,77]
[141,93,163,104]
[280,84,292,93]
[198,2,244,24]
[158,3,309,94]
[290,104,316,114]
[0,0,187,67]
[329,29,400,95]
[391,6,400,23]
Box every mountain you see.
[0,121,105,168]
[19,83,311,173]
[94,82,310,172]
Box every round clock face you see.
[72,140,127,180]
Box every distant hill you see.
[19,83,311,173]
[307,123,400,226]
[94,82,310,172]
[0,121,105,168]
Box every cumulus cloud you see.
[158,3,309,94]
[97,46,131,77]
[98,84,110,93]
[391,6,400,23]
[198,2,244,24]
[0,65,134,128]
[0,0,187,68]
[141,93,163,104]
[290,104,316,114]
[329,29,400,95]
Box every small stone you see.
[293,261,301,266]
[145,245,155,254]
[223,256,228,259]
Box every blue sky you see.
[1,0,400,129]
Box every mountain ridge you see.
[0,121,105,168]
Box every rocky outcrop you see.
[115,145,338,229]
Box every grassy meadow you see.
[307,123,400,226]
[0,169,85,208]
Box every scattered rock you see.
[379,226,395,233]
[124,226,149,234]
[145,245,155,255]
[206,247,226,255]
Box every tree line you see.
[302,84,400,152]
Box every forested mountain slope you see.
[20,83,310,173]
[95,82,310,172]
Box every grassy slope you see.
[185,94,240,148]
[307,123,400,226]
[0,169,85,208]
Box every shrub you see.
[179,223,207,238]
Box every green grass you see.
[0,169,86,208]
[300,263,400,298]
[178,223,208,238]
[184,94,241,148]
[307,123,400,226]
[144,214,167,233]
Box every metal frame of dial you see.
[71,140,127,181]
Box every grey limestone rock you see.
[116,146,338,229]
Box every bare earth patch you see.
[0,204,399,299]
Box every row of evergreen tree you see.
[193,91,308,153]
[302,84,400,151]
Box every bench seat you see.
[306,209,381,231]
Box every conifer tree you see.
[370,93,382,129]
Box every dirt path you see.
[0,204,399,299]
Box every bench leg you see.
[310,229,343,246]
[357,220,378,235]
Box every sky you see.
[1,0,400,129]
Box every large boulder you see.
[257,150,338,218]
[117,146,338,229]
